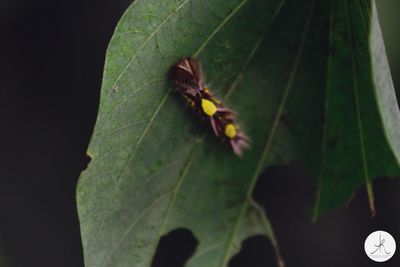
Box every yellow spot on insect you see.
[225,123,237,138]
[201,99,217,116]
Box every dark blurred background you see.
[0,1,399,267]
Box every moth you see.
[171,57,250,156]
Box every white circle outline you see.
[364,230,396,262]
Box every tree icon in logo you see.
[370,232,390,255]
[365,230,396,262]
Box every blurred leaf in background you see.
[0,244,12,267]
[376,0,400,97]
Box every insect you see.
[171,57,250,156]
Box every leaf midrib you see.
[313,0,375,219]
[344,0,375,214]
[93,0,254,264]
[219,0,316,265]
[312,0,334,221]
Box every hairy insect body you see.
[172,58,250,156]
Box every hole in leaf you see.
[250,163,315,267]
[253,163,315,222]
[81,153,92,171]
[151,228,198,267]
[252,164,400,266]
[228,235,276,267]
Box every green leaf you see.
[312,0,400,218]
[0,245,12,267]
[77,0,400,266]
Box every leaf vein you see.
[107,0,191,96]
[344,0,375,214]
[91,90,171,251]
[312,0,334,220]
[102,192,172,266]
[219,0,316,265]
